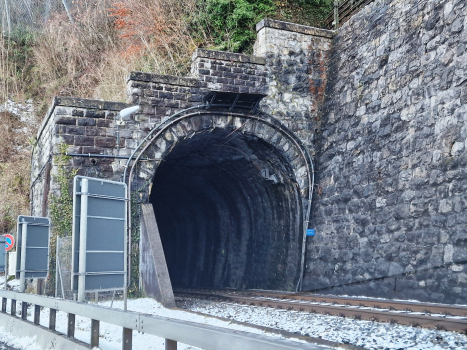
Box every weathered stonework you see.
[30,1,467,303]
[306,0,467,303]
[31,23,328,292]
[30,97,128,216]
[254,19,333,152]
[191,48,268,95]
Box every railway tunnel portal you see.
[31,23,330,298]
[132,96,313,292]
[30,7,467,304]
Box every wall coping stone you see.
[192,48,266,65]
[54,96,128,110]
[256,18,335,39]
[128,71,199,87]
[35,96,129,143]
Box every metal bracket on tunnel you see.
[261,168,279,184]
[203,91,266,111]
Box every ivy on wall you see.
[129,193,142,298]
[46,144,77,295]
[44,144,144,298]
[49,144,77,238]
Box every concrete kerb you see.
[0,312,88,350]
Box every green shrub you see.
[196,0,275,53]
[193,0,333,54]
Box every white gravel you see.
[178,296,467,350]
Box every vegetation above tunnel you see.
[0,0,332,234]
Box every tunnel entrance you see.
[150,128,302,291]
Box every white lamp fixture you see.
[116,105,140,150]
[119,105,140,120]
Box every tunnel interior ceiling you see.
[150,129,302,291]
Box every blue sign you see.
[306,229,315,236]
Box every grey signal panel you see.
[0,237,5,270]
[15,216,51,279]
[72,176,127,294]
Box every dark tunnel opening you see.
[150,129,302,291]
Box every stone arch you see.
[129,109,313,291]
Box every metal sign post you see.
[0,237,5,270]
[0,236,5,289]
[78,178,89,303]
[20,223,27,292]
[3,234,14,289]
[15,216,51,293]
[72,176,127,308]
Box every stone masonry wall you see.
[32,7,467,302]
[128,48,269,121]
[32,21,333,218]
[306,0,467,303]
[32,48,274,216]
[31,100,56,217]
[31,97,129,216]
[254,19,334,152]
[191,48,268,95]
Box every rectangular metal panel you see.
[87,197,125,218]
[86,218,124,251]
[85,274,125,291]
[72,176,127,293]
[15,216,50,279]
[85,252,124,272]
[0,237,5,270]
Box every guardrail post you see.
[91,319,99,348]
[34,305,40,324]
[49,309,56,330]
[122,328,132,350]
[1,298,6,313]
[21,302,27,320]
[67,313,75,338]
[11,299,16,316]
[165,339,177,350]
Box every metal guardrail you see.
[0,290,328,350]
[325,0,376,29]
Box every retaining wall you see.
[306,0,467,303]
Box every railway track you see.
[175,289,467,333]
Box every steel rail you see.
[257,292,467,317]
[175,290,467,333]
[177,289,467,317]
[203,289,467,317]
[0,290,328,350]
